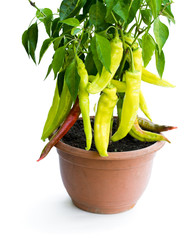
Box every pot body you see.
[56,140,165,214]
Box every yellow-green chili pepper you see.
[110,79,152,121]
[142,67,175,87]
[94,86,118,157]
[76,56,92,150]
[111,70,141,142]
[41,80,60,141]
[87,35,123,94]
[129,117,170,143]
[139,91,152,121]
[42,79,73,141]
[133,48,142,72]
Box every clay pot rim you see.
[55,139,165,161]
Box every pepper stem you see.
[126,45,135,72]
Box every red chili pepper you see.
[37,97,81,162]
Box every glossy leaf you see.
[36,8,53,36]
[148,0,161,18]
[155,47,165,78]
[22,30,29,55]
[44,63,53,80]
[90,36,103,75]
[141,9,152,25]
[154,18,169,52]
[60,18,80,27]
[105,0,118,18]
[52,46,65,78]
[142,33,156,67]
[113,0,131,23]
[28,22,38,63]
[65,58,80,101]
[95,34,111,73]
[39,38,54,63]
[89,2,107,30]
[127,0,141,24]
[59,0,80,20]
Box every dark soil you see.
[62,118,155,152]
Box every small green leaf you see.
[113,0,131,23]
[39,38,54,63]
[154,18,169,52]
[89,2,107,31]
[142,33,156,67]
[148,0,161,18]
[59,0,80,20]
[155,47,165,78]
[90,36,103,75]
[105,0,118,18]
[65,58,80,101]
[22,30,29,55]
[60,18,80,27]
[141,9,152,25]
[161,5,175,24]
[28,22,38,63]
[57,70,65,96]
[85,51,97,75]
[52,46,65,78]
[127,0,141,24]
[71,27,81,35]
[44,63,53,80]
[95,34,111,73]
[36,8,53,36]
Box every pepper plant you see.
[22,0,176,159]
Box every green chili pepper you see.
[111,70,141,142]
[138,116,177,133]
[87,35,123,94]
[129,117,170,143]
[76,56,92,150]
[94,86,118,157]
[41,79,73,141]
[142,67,175,87]
[139,91,152,121]
[41,80,60,141]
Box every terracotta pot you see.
[55,140,165,214]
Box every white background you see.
[0,0,192,239]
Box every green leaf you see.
[65,58,80,101]
[141,9,152,25]
[39,38,54,63]
[57,70,65,96]
[95,34,111,73]
[161,5,175,24]
[90,36,103,75]
[148,0,161,18]
[59,0,80,20]
[142,33,156,67]
[22,30,29,55]
[71,27,81,36]
[155,47,165,78]
[36,8,53,36]
[89,2,107,31]
[44,63,53,80]
[154,18,169,52]
[28,22,38,63]
[105,0,118,18]
[127,0,141,24]
[113,0,131,23]
[60,18,80,27]
[52,46,65,78]
[85,51,97,75]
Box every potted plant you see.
[22,0,176,214]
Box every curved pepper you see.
[41,78,72,141]
[111,70,141,142]
[37,97,81,161]
[41,80,60,141]
[87,35,123,94]
[142,67,175,87]
[76,56,92,150]
[139,91,152,121]
[129,117,170,143]
[138,117,177,133]
[94,86,118,157]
